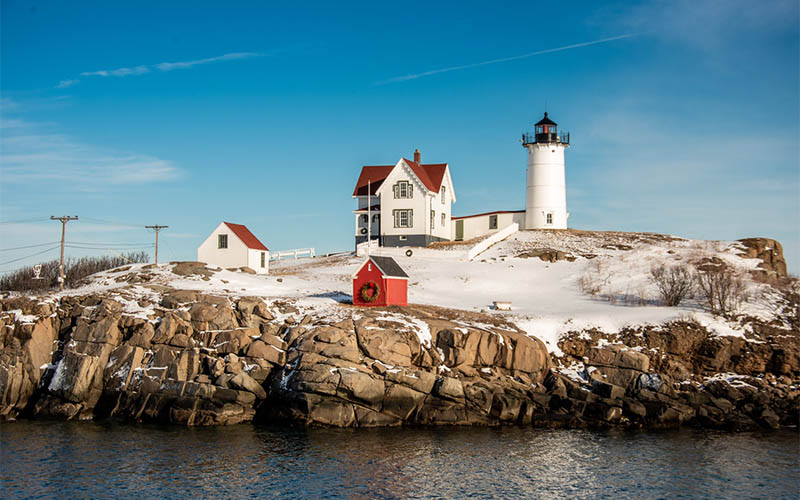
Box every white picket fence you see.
[269,247,315,261]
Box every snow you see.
[7,309,38,324]
[47,231,787,356]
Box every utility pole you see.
[50,215,78,291]
[145,225,168,264]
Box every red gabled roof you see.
[402,158,448,193]
[353,165,395,196]
[223,222,269,251]
[352,160,448,196]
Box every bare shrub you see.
[695,264,748,316]
[578,259,609,297]
[650,264,694,307]
[0,252,149,293]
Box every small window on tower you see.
[546,213,553,224]
[218,234,228,249]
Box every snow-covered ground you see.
[50,230,789,355]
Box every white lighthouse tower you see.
[522,112,570,229]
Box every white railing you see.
[269,248,315,261]
[467,223,519,260]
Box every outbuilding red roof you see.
[352,159,448,196]
[223,222,269,251]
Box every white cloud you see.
[73,51,263,83]
[616,0,796,51]
[55,79,80,88]
[1,120,183,189]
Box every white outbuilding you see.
[197,221,270,274]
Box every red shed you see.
[352,255,408,307]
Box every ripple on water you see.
[1,422,798,499]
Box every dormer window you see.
[394,180,413,199]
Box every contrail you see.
[376,33,641,85]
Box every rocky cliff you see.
[1,270,797,430]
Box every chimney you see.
[413,149,421,164]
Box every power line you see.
[0,217,52,225]
[64,244,154,250]
[81,217,142,228]
[66,241,153,247]
[0,242,61,251]
[0,245,61,267]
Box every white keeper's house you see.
[197,221,270,274]
[352,149,456,248]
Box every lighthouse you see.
[522,112,570,230]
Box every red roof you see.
[352,160,448,196]
[223,222,269,251]
[353,166,394,196]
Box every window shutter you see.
[409,209,413,227]
[409,184,413,198]
[393,184,398,199]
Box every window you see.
[218,234,228,249]
[360,214,368,223]
[489,215,498,229]
[393,209,412,228]
[372,214,379,223]
[441,213,445,226]
[430,210,435,230]
[393,180,413,199]
[441,186,446,204]
[546,213,553,224]
[260,252,265,268]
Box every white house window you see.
[489,215,498,229]
[260,252,266,268]
[393,209,412,228]
[372,214,379,223]
[218,234,228,249]
[430,210,435,230]
[393,180,413,199]
[441,213,445,226]
[360,214,368,223]
[546,213,553,224]
[441,186,446,204]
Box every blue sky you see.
[1,0,798,272]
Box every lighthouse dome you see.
[535,112,557,127]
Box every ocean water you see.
[1,421,797,499]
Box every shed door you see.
[455,220,464,241]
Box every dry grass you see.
[428,234,491,248]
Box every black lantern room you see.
[522,112,569,146]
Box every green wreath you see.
[360,281,380,303]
